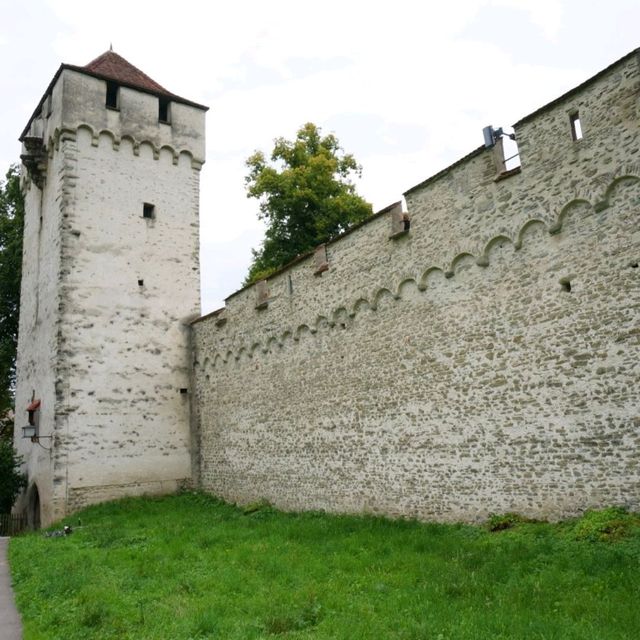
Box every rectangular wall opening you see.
[570,112,583,141]
[159,97,171,124]
[143,203,155,219]
[106,81,119,110]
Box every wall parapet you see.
[196,173,640,368]
[198,50,640,341]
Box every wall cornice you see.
[48,125,204,170]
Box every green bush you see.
[486,512,530,532]
[571,507,638,542]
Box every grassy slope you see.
[8,494,640,640]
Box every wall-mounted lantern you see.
[22,423,37,440]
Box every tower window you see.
[143,203,155,219]
[106,81,119,110]
[159,97,171,123]
[570,112,583,141]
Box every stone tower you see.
[14,51,207,526]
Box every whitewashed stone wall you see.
[14,135,66,525]
[15,68,205,524]
[192,52,640,522]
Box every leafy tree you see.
[245,123,372,283]
[0,165,25,444]
[0,438,26,512]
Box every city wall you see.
[192,52,640,522]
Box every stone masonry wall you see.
[192,51,640,522]
[14,131,67,525]
[53,126,201,513]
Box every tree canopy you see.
[0,165,25,509]
[244,123,372,283]
[0,165,24,441]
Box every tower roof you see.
[20,50,208,141]
[82,50,172,96]
[65,50,207,109]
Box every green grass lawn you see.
[8,494,640,639]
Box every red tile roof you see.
[83,50,172,96]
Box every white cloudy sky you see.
[1,0,638,313]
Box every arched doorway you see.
[27,484,41,530]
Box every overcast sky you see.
[1,0,639,312]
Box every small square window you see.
[106,81,119,109]
[159,97,171,124]
[143,203,155,219]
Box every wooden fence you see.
[0,512,28,536]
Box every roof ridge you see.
[83,50,172,96]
